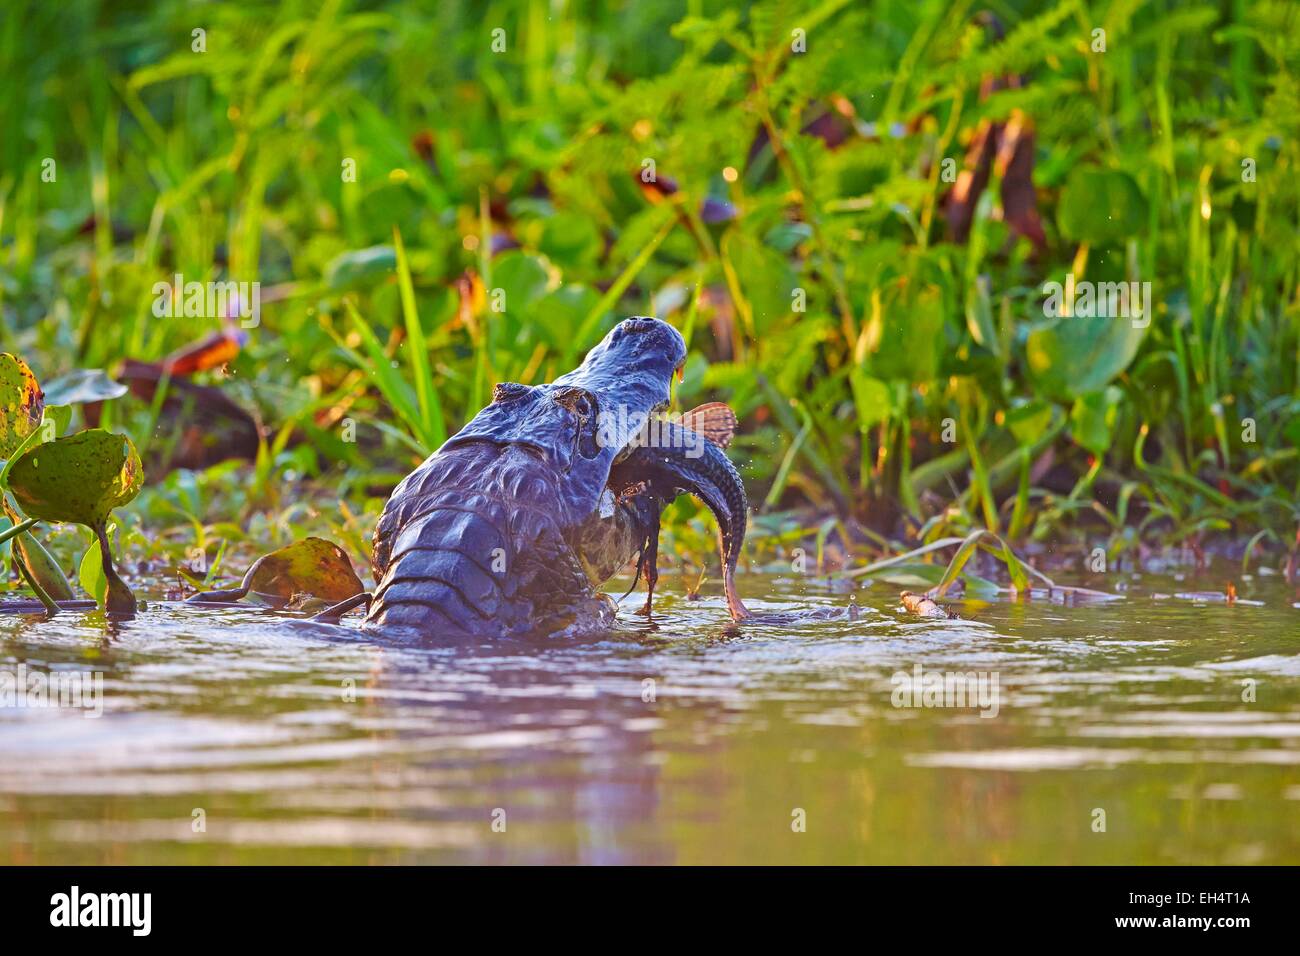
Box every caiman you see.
[360,316,750,640]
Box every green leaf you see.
[7,430,143,527]
[1005,399,1053,445]
[491,251,553,313]
[537,213,601,272]
[1025,316,1146,402]
[860,279,945,384]
[11,525,74,602]
[189,537,364,604]
[324,245,396,291]
[393,226,446,449]
[245,537,364,601]
[533,284,601,349]
[1057,167,1148,244]
[721,230,796,335]
[1070,387,1122,455]
[0,353,44,459]
[964,276,1000,357]
[849,370,891,431]
[41,369,128,406]
[79,534,109,606]
[932,530,1028,598]
[870,562,947,588]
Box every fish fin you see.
[679,402,737,449]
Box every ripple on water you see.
[2,571,1299,863]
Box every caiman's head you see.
[366,317,687,637]
[442,316,687,515]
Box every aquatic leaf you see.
[537,212,601,271]
[12,528,75,602]
[78,531,110,607]
[1057,167,1148,244]
[0,353,44,459]
[1025,315,1146,402]
[1070,388,1121,455]
[7,430,143,527]
[491,252,552,313]
[245,538,364,601]
[40,369,128,406]
[849,370,891,431]
[870,562,946,588]
[1004,399,1053,445]
[324,245,396,290]
[931,530,1028,599]
[189,537,363,604]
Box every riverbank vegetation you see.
[2,0,1298,596]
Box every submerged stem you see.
[15,551,59,615]
[94,521,136,617]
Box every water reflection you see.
[1,566,1298,863]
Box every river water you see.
[2,567,1297,864]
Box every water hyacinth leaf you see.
[0,353,44,459]
[79,532,109,607]
[40,369,128,407]
[1004,399,1053,445]
[246,538,365,600]
[324,245,396,291]
[189,537,364,604]
[1057,167,1148,244]
[537,212,602,272]
[7,430,143,527]
[0,417,47,486]
[849,370,891,431]
[1025,315,1146,402]
[533,284,601,348]
[491,251,553,313]
[1070,387,1122,456]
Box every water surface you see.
[2,567,1297,864]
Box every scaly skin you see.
[610,421,751,620]
[366,317,688,640]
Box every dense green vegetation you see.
[1,0,1298,590]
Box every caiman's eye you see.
[492,382,531,403]
[552,386,596,419]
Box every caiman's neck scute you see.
[364,316,748,642]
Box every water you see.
[2,568,1298,864]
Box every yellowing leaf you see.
[7,430,143,527]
